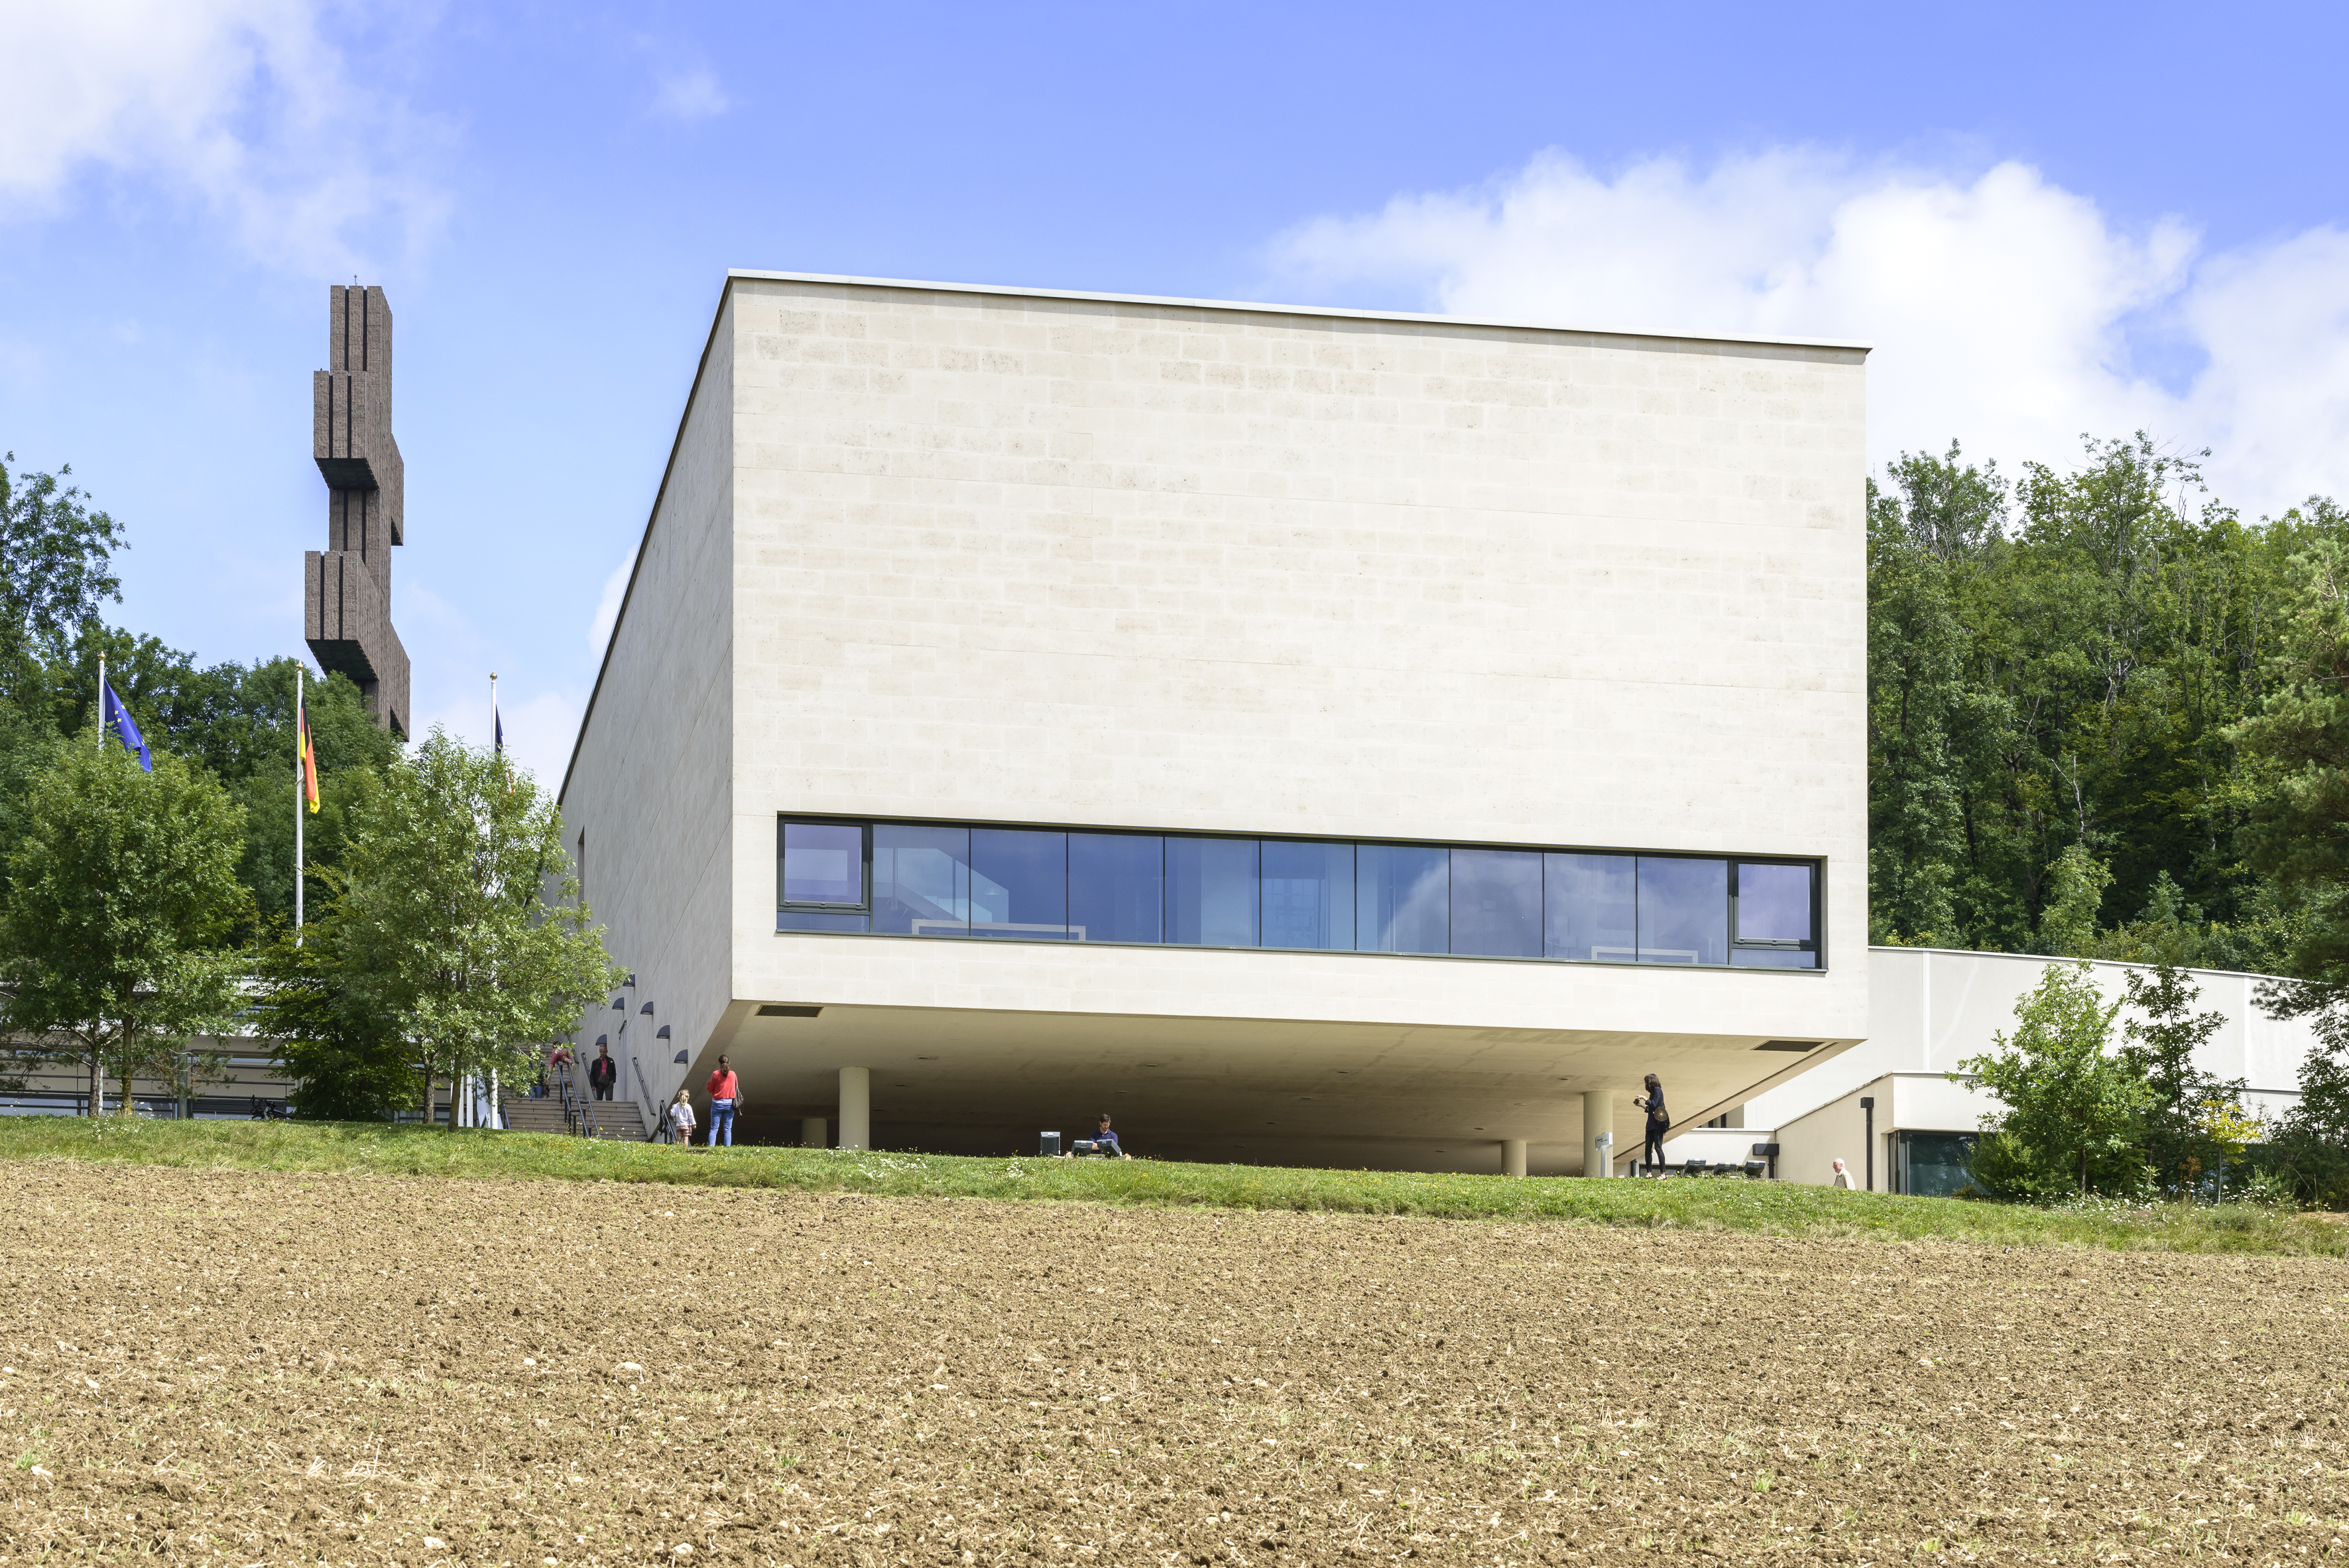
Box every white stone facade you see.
[562,273,1872,1171]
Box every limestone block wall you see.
[720,275,1870,1044]
[560,292,740,1112]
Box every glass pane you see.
[1637,857,1727,965]
[873,824,971,937]
[1069,833,1162,943]
[1730,947,1819,969]
[1356,844,1448,955]
[1260,841,1355,951]
[1165,837,1259,947]
[1449,849,1542,957]
[1736,862,1815,942]
[971,829,1068,940]
[1545,853,1637,962]
[1903,1132,1976,1198]
[776,910,870,933]
[781,821,865,906]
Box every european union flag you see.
[101,678,151,772]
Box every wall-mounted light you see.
[672,1050,688,1064]
[622,973,636,987]
[655,1025,671,1039]
[640,1002,654,1016]
[595,1034,609,1048]
[611,996,625,1010]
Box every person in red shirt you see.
[705,1055,741,1147]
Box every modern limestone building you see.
[559,271,1870,1172]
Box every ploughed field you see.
[0,1165,2342,1565]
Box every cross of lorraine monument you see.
[304,284,410,737]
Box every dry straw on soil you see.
[0,1161,2342,1565]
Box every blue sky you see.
[3,1,2346,785]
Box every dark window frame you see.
[777,818,873,912]
[1729,859,1821,961]
[776,814,1828,972]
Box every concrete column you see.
[838,1067,871,1152]
[1501,1138,1528,1179]
[801,1116,829,1150]
[1583,1090,1613,1177]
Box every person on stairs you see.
[588,1044,617,1101]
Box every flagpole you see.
[294,666,305,943]
[92,654,105,1118]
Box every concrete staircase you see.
[499,1090,650,1141]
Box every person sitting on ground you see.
[587,1044,617,1101]
[668,1087,697,1147]
[1089,1113,1128,1160]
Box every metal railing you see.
[551,1055,599,1138]
[632,1054,664,1143]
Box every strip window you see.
[776,817,1821,970]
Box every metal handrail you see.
[551,1056,599,1138]
[632,1054,663,1143]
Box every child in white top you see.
[669,1089,697,1146]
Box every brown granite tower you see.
[304,284,409,736]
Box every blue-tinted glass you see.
[776,909,871,933]
[1356,845,1448,954]
[781,821,865,906]
[873,824,971,936]
[1450,849,1542,957]
[1545,853,1637,962]
[1730,948,1819,969]
[1165,837,1259,947]
[1736,863,1814,942]
[1260,841,1355,950]
[1069,833,1162,943]
[1637,857,1728,965]
[971,829,1068,940]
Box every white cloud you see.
[649,64,730,124]
[589,547,636,654]
[0,0,446,273]
[1268,149,2349,517]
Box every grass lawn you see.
[1,1115,2340,1257]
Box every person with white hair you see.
[1832,1157,1856,1189]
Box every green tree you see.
[251,906,416,1122]
[2037,842,2114,957]
[0,454,125,713]
[2116,962,2246,1194]
[324,731,621,1123]
[1957,959,2153,1197]
[0,736,249,1113]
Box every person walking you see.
[587,1044,617,1101]
[706,1055,741,1148]
[668,1087,697,1147]
[1832,1157,1856,1189]
[1633,1073,1669,1174]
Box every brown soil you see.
[0,1165,2342,1565]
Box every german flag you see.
[298,699,320,814]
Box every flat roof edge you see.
[725,269,1874,355]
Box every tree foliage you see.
[1866,436,2338,969]
[1958,960,2152,1197]
[321,732,620,1121]
[0,737,249,1111]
